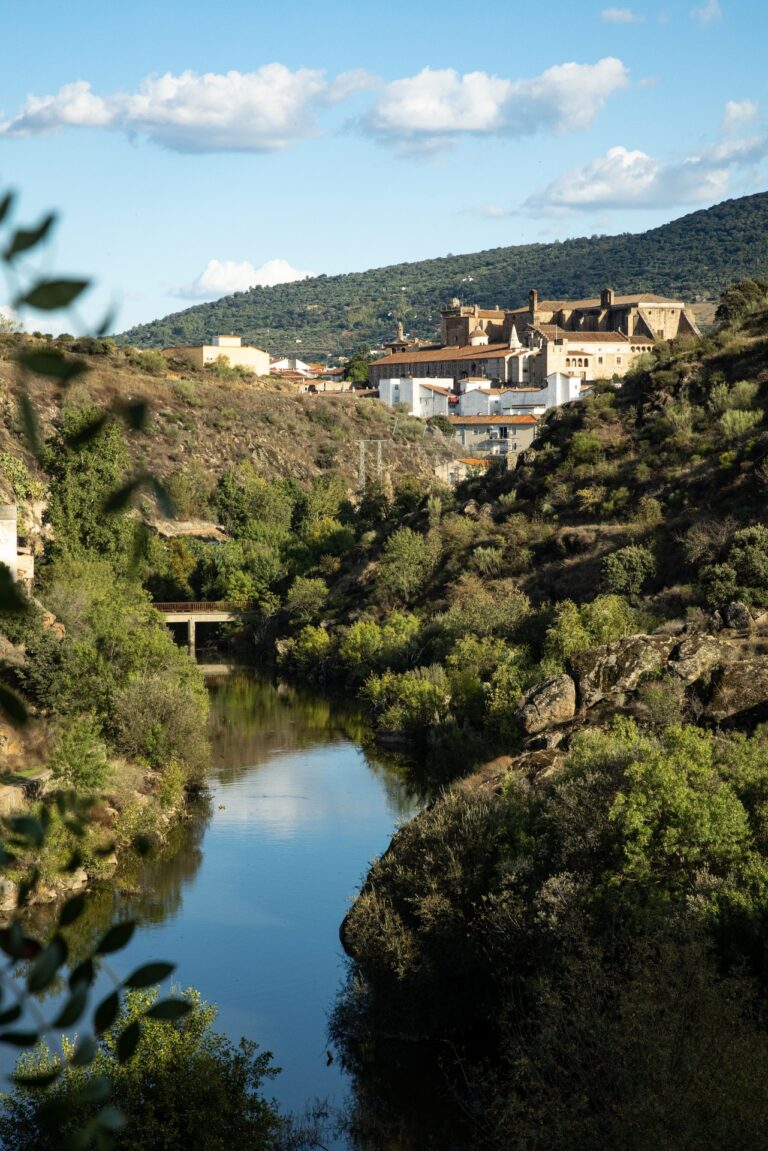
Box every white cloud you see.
[362,58,629,150]
[176,257,314,299]
[691,0,722,23]
[526,125,768,212]
[723,99,759,130]
[0,65,349,152]
[601,7,644,22]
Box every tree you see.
[343,350,371,385]
[0,989,281,1151]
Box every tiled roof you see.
[419,383,451,395]
[449,414,539,426]
[510,292,684,312]
[375,342,516,365]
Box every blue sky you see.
[0,0,765,333]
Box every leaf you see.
[93,990,120,1034]
[124,962,174,989]
[0,683,28,726]
[144,998,192,1022]
[59,893,87,927]
[12,1067,61,1089]
[16,278,89,311]
[0,1031,40,1047]
[0,923,40,960]
[151,476,175,518]
[102,476,146,514]
[64,848,84,872]
[52,984,88,1029]
[0,1006,22,1026]
[95,308,117,339]
[0,563,26,612]
[116,1020,141,1063]
[76,1075,111,1104]
[3,213,55,261]
[70,1035,97,1066]
[65,412,108,448]
[0,192,14,227]
[96,1105,126,1132]
[18,389,42,457]
[68,957,94,991]
[121,401,149,431]
[96,920,135,955]
[17,349,89,385]
[27,935,68,993]
[132,833,154,857]
[8,815,43,847]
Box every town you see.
[163,286,700,472]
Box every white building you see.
[165,335,271,375]
[378,378,452,418]
[0,505,17,582]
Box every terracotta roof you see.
[419,383,451,395]
[449,414,539,426]
[457,457,493,467]
[510,292,685,313]
[374,342,516,365]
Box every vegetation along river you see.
[79,671,423,1142]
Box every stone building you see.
[369,287,699,389]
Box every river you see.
[91,671,423,1144]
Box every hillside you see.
[0,337,453,500]
[117,192,768,357]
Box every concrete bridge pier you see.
[187,617,196,656]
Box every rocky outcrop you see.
[669,634,734,685]
[571,635,677,709]
[517,675,576,735]
[723,601,753,631]
[705,660,768,722]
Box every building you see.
[0,505,17,582]
[378,377,453,417]
[369,288,699,389]
[448,414,539,460]
[165,335,270,375]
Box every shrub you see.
[49,712,111,793]
[720,409,761,440]
[375,527,441,606]
[0,988,281,1151]
[471,545,505,577]
[129,348,168,376]
[364,665,451,738]
[283,625,333,677]
[569,431,603,464]
[602,545,657,598]
[111,670,210,783]
[283,576,327,625]
[700,562,739,608]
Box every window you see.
[598,356,603,364]
[617,357,622,364]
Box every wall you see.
[0,505,17,581]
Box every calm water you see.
[97,673,422,1135]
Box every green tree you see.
[0,989,281,1151]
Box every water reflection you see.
[74,674,421,1140]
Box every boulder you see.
[517,674,577,735]
[723,601,753,631]
[571,634,677,709]
[669,634,734,686]
[706,660,768,722]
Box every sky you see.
[0,0,766,334]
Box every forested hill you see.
[117,192,768,357]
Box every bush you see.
[602,545,657,598]
[364,665,451,739]
[376,527,441,606]
[0,988,281,1151]
[700,562,739,608]
[128,348,167,376]
[111,670,210,783]
[720,409,761,440]
[49,712,111,793]
[283,576,327,625]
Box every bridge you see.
[153,601,249,655]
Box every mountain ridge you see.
[117,192,768,356]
